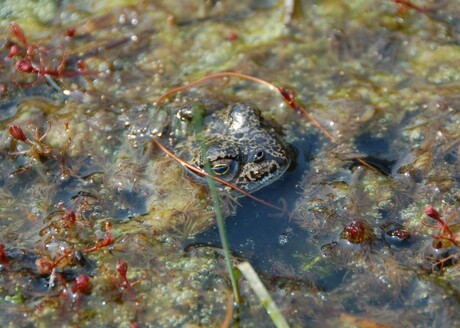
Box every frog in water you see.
[174,103,292,194]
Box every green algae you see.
[0,0,459,327]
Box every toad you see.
[174,103,291,194]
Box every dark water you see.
[189,136,320,273]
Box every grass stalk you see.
[191,104,240,304]
[237,261,290,328]
[204,166,241,304]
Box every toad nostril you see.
[253,150,264,162]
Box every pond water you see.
[191,137,317,272]
[0,1,459,327]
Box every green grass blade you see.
[237,261,290,328]
[191,104,241,305]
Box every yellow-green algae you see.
[0,0,459,327]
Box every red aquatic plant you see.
[227,32,238,42]
[66,27,77,38]
[53,273,92,306]
[35,246,75,275]
[72,274,92,295]
[54,201,93,230]
[8,122,71,175]
[392,0,426,14]
[36,219,114,276]
[35,257,55,275]
[83,222,115,254]
[0,244,10,267]
[115,259,136,302]
[60,210,77,229]
[9,125,28,143]
[422,206,459,248]
[5,22,96,86]
[340,220,376,244]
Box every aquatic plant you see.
[8,122,71,175]
[423,206,459,248]
[422,206,460,273]
[0,244,10,268]
[237,261,290,328]
[50,272,93,307]
[37,206,114,275]
[1,0,459,326]
[392,0,426,14]
[115,259,137,302]
[5,22,95,87]
[165,101,242,307]
[340,220,376,244]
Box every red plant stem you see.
[72,274,92,294]
[10,22,28,47]
[155,72,336,142]
[8,22,98,81]
[0,244,10,266]
[7,45,20,59]
[83,231,115,253]
[116,260,136,301]
[52,251,73,268]
[154,71,378,174]
[155,72,276,105]
[393,0,426,13]
[424,206,459,247]
[16,59,96,78]
[425,207,455,236]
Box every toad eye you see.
[209,158,239,180]
[212,163,230,175]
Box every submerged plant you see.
[36,211,114,276]
[340,220,376,244]
[8,122,71,175]
[5,22,95,88]
[115,259,137,302]
[0,244,10,268]
[422,206,460,273]
[423,206,459,248]
[392,0,427,14]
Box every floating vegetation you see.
[0,0,459,327]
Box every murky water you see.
[0,1,459,327]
